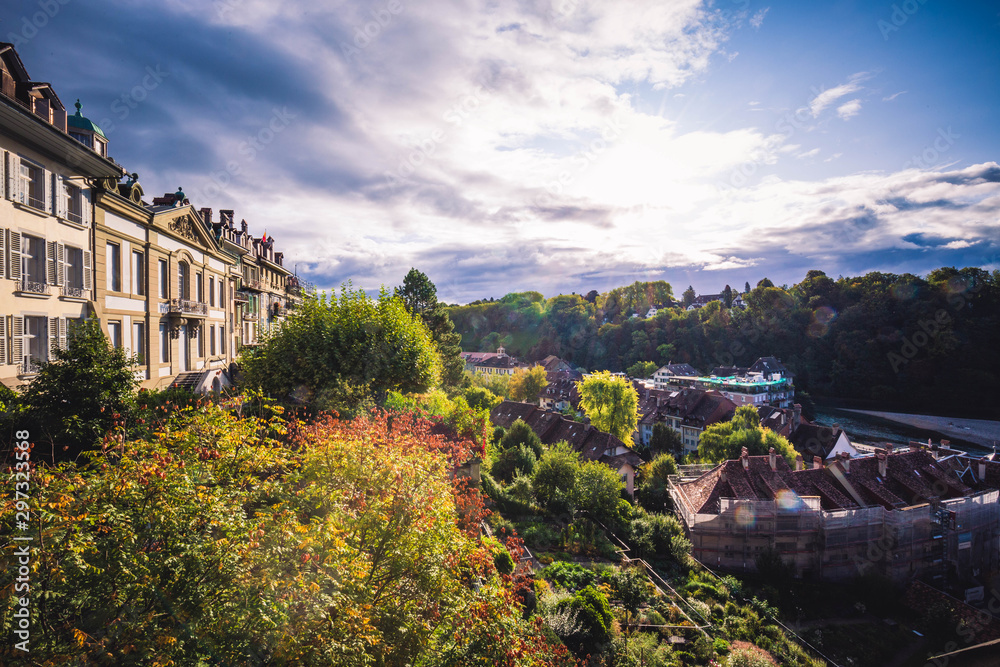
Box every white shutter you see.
[48,317,59,356]
[47,240,58,286]
[0,316,6,366]
[83,249,93,291]
[58,175,68,219]
[58,317,67,352]
[8,231,21,281]
[56,243,65,287]
[0,229,5,280]
[81,188,92,226]
[5,152,18,202]
[42,168,49,212]
[51,173,59,217]
[11,316,23,370]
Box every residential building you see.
[663,357,795,409]
[0,44,121,388]
[651,362,700,389]
[671,446,1000,584]
[635,387,737,454]
[537,369,583,412]
[491,400,644,495]
[685,294,722,311]
[463,347,523,376]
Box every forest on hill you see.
[447,268,1000,416]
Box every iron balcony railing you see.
[167,298,208,316]
[233,290,250,304]
[242,277,263,291]
[61,285,88,298]
[19,278,50,295]
[18,357,43,375]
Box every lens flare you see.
[734,504,756,528]
[775,489,802,510]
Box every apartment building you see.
[0,44,122,388]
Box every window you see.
[108,321,122,349]
[196,272,203,303]
[65,183,84,224]
[24,316,48,370]
[219,279,225,307]
[64,246,84,289]
[133,322,145,364]
[159,260,168,298]
[107,243,121,292]
[159,323,169,363]
[221,325,226,355]
[20,160,45,210]
[132,251,145,296]
[209,276,215,307]
[22,235,45,285]
[210,324,216,356]
[196,326,204,357]
[178,261,189,300]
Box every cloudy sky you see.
[4,0,999,302]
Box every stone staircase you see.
[170,371,204,391]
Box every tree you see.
[573,459,625,527]
[395,267,437,316]
[499,418,543,459]
[584,290,599,303]
[576,371,639,443]
[723,284,733,308]
[744,281,752,294]
[682,285,696,308]
[509,365,549,404]
[636,452,677,511]
[532,441,580,510]
[21,318,138,459]
[395,269,465,389]
[464,386,502,412]
[626,361,658,379]
[698,406,799,465]
[756,277,775,288]
[649,422,682,455]
[240,285,440,411]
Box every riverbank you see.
[840,409,1000,451]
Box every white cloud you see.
[750,8,769,29]
[837,99,862,119]
[809,72,870,117]
[882,91,907,102]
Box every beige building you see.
[0,44,121,388]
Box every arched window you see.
[178,261,190,300]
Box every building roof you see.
[537,370,583,405]
[637,387,737,429]
[656,363,699,377]
[710,366,749,377]
[675,449,980,516]
[749,356,789,375]
[789,422,845,460]
[490,401,643,471]
[67,99,105,138]
[475,355,519,370]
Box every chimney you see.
[768,447,777,472]
[199,207,212,226]
[979,457,988,482]
[840,451,851,473]
[792,403,802,430]
[877,452,887,478]
[795,455,804,471]
[908,442,920,453]
[885,443,894,456]
[941,439,950,447]
[813,456,822,470]
[741,447,749,470]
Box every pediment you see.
[153,206,222,255]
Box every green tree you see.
[499,418,543,459]
[395,269,465,389]
[636,452,677,511]
[649,422,682,455]
[723,284,733,308]
[682,285,696,308]
[532,441,580,511]
[22,318,138,459]
[577,370,639,443]
[698,406,798,465]
[744,281,751,293]
[464,386,501,412]
[756,277,775,288]
[626,361,658,379]
[395,267,437,315]
[241,285,440,411]
[509,365,549,403]
[574,459,625,527]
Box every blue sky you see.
[3,0,998,303]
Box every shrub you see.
[727,642,779,667]
[542,561,597,591]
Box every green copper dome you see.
[67,99,106,139]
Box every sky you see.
[3,0,999,304]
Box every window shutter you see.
[51,173,59,217]
[0,316,6,366]
[57,242,65,286]
[8,231,22,281]
[11,316,23,370]
[49,317,59,356]
[59,317,67,351]
[83,249,92,291]
[42,168,50,211]
[5,152,18,202]
[81,188,92,226]
[58,175,68,219]
[47,240,58,286]
[0,228,5,280]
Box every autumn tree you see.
[576,371,639,443]
[509,365,549,403]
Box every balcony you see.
[285,283,302,297]
[18,278,50,296]
[61,285,88,299]
[243,312,258,321]
[242,277,263,291]
[18,357,44,376]
[233,290,250,304]
[166,298,208,317]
